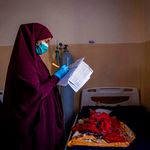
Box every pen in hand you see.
[52,63,60,68]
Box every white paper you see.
[57,58,93,92]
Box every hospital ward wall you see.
[69,44,145,112]
[0,44,146,112]
[0,0,148,112]
[142,0,150,111]
[143,41,150,111]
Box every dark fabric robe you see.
[0,23,64,150]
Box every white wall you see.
[0,0,145,45]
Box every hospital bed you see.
[65,87,150,150]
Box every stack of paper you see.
[57,58,93,92]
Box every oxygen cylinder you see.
[53,40,60,73]
[61,44,75,138]
[58,42,63,65]
[62,45,73,65]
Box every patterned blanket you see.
[67,110,135,147]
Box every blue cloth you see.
[36,41,48,55]
[54,65,69,79]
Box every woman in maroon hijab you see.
[1,23,68,150]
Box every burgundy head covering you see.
[2,23,64,150]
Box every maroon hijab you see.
[2,23,64,150]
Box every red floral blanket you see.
[67,110,135,147]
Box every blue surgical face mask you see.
[35,41,49,55]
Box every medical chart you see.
[57,58,93,92]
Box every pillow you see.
[95,108,112,114]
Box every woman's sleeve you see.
[40,75,60,99]
[16,72,60,101]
